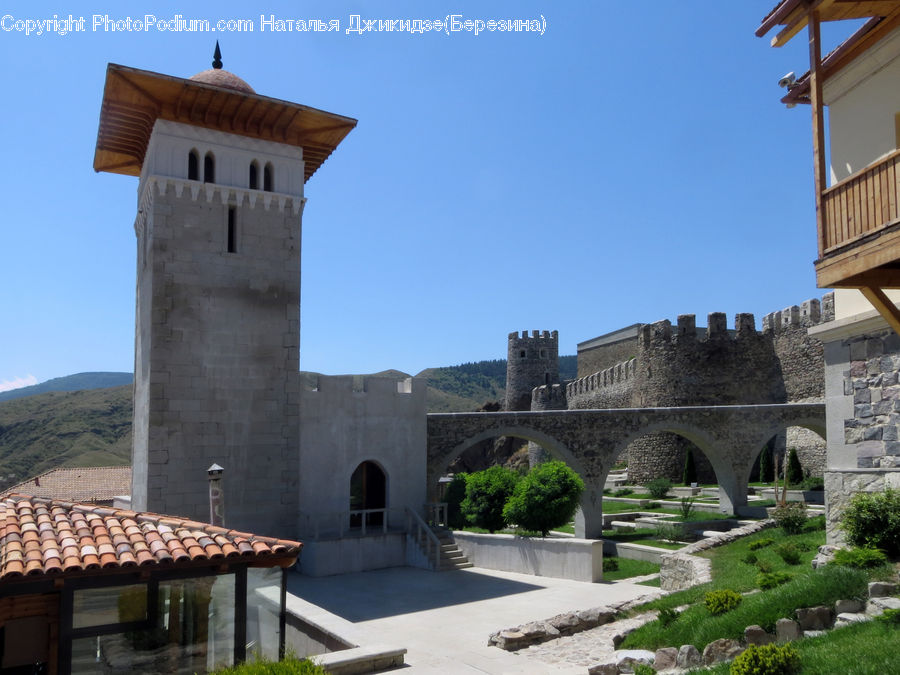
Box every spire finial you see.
[212,41,223,69]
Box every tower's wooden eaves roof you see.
[94,63,357,183]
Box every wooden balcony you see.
[816,148,900,289]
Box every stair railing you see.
[405,506,443,570]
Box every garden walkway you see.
[287,566,659,673]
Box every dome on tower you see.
[189,42,255,94]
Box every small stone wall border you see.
[487,594,662,651]
[659,520,774,592]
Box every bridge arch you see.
[741,416,827,485]
[427,423,585,495]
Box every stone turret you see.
[505,330,559,411]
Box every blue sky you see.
[0,2,853,389]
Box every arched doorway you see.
[350,461,387,529]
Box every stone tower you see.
[505,330,559,411]
[93,49,355,536]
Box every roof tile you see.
[0,496,301,581]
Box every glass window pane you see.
[73,584,147,629]
[246,567,281,660]
[71,573,235,675]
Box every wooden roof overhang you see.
[94,63,357,183]
[758,0,900,335]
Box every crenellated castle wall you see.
[566,359,637,409]
[563,294,834,482]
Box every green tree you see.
[786,448,803,485]
[460,465,519,532]
[682,448,697,486]
[759,442,773,483]
[444,473,468,529]
[502,461,584,536]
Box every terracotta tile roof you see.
[0,495,301,581]
[1,466,132,503]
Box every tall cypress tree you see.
[787,447,804,485]
[759,442,773,483]
[683,448,697,486]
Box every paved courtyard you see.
[287,566,659,673]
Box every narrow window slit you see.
[227,207,236,253]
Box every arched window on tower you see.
[188,150,199,181]
[349,460,387,530]
[263,162,274,192]
[204,152,215,183]
[249,161,259,190]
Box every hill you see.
[0,357,578,483]
[0,385,132,491]
[0,372,133,403]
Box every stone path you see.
[516,610,659,670]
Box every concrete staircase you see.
[426,527,472,571]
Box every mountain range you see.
[0,356,576,486]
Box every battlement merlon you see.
[508,330,559,341]
[566,358,637,397]
[531,383,568,409]
[762,293,834,334]
[301,374,419,396]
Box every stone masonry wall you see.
[566,295,833,483]
[506,330,559,411]
[133,181,300,539]
[576,332,639,378]
[841,328,900,469]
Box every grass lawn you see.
[703,620,900,674]
[620,516,896,653]
[602,556,660,581]
[602,528,685,549]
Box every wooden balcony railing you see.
[821,148,900,255]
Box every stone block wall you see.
[575,325,640,378]
[565,295,833,483]
[506,330,559,411]
[133,179,301,539]
[298,375,427,538]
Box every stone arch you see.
[743,416,827,485]
[610,421,730,486]
[428,424,583,493]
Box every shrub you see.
[460,465,519,533]
[645,478,673,500]
[759,443,774,483]
[748,538,774,551]
[444,473,468,529]
[775,542,802,565]
[799,476,824,491]
[832,546,888,569]
[755,559,774,574]
[603,557,620,572]
[655,522,685,543]
[658,607,679,627]
[730,643,800,675]
[876,608,900,625]
[614,487,634,497]
[771,502,807,535]
[213,654,327,674]
[633,665,656,675]
[786,448,803,485]
[679,497,695,520]
[841,488,900,557]
[757,571,793,589]
[683,448,697,486]
[741,552,758,565]
[705,589,742,616]
[502,461,584,536]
